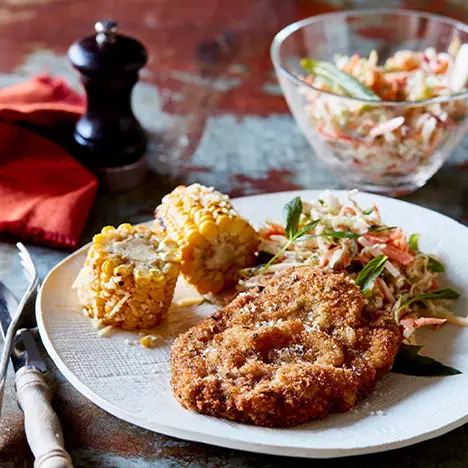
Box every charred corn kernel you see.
[154,183,259,294]
[114,264,134,277]
[73,224,181,330]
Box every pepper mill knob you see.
[68,20,148,192]
[95,20,119,44]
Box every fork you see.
[0,242,39,417]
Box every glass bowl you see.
[271,9,468,195]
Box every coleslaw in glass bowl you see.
[271,10,468,195]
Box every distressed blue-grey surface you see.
[1,0,468,466]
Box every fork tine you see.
[16,243,38,288]
[0,243,39,416]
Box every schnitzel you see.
[170,266,402,427]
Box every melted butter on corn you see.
[110,237,159,264]
[75,224,181,330]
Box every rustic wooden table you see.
[1,0,468,466]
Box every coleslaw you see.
[299,39,468,181]
[240,190,467,342]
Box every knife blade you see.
[0,281,18,336]
[11,329,47,373]
[0,285,45,373]
[0,281,73,468]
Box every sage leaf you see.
[307,230,360,240]
[427,256,445,273]
[284,197,302,240]
[399,288,460,311]
[301,58,381,100]
[262,198,320,272]
[295,219,320,239]
[355,255,388,291]
[392,344,461,376]
[369,225,397,232]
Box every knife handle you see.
[15,367,73,468]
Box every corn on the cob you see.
[154,184,258,294]
[73,224,181,330]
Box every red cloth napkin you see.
[0,75,97,249]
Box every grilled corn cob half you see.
[154,184,258,294]
[73,224,181,330]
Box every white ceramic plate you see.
[37,190,468,458]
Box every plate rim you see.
[36,189,468,458]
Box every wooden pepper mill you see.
[68,20,148,192]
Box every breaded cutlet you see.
[170,266,402,427]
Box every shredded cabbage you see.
[240,190,465,341]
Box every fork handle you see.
[15,367,73,468]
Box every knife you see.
[0,282,73,468]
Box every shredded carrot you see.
[343,54,360,74]
[382,244,414,265]
[364,233,390,244]
[389,227,408,250]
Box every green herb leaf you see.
[354,255,388,291]
[392,344,462,376]
[284,197,303,240]
[261,241,291,272]
[409,233,420,252]
[318,199,325,206]
[393,296,402,323]
[363,207,374,215]
[369,225,397,232]
[399,288,460,311]
[202,297,214,305]
[295,219,320,240]
[427,256,445,273]
[262,198,321,273]
[301,58,381,101]
[313,230,360,240]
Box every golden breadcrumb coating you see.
[170,266,402,427]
